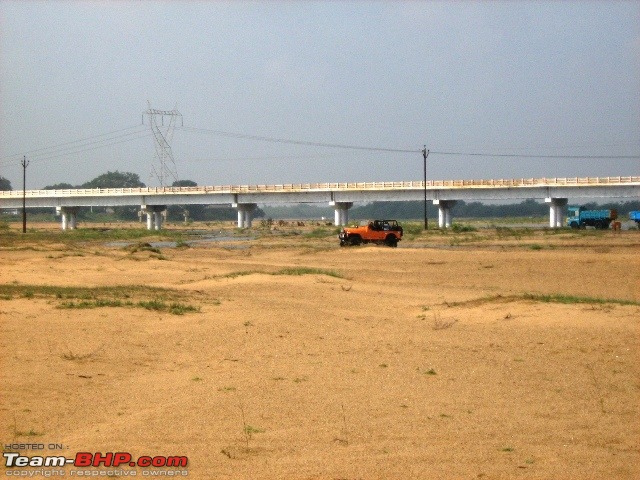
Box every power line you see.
[177,126,419,153]
[181,152,367,164]
[431,140,640,151]
[25,132,152,165]
[178,126,639,159]
[34,128,148,160]
[0,125,143,163]
[0,129,151,168]
[429,151,640,159]
[1,122,638,173]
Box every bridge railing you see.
[0,176,638,197]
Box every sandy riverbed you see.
[1,222,638,479]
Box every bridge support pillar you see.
[141,205,167,230]
[545,198,568,228]
[56,206,79,231]
[330,202,352,226]
[233,203,256,228]
[154,211,163,230]
[433,200,457,228]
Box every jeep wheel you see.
[349,235,362,246]
[385,235,398,247]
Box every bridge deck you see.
[1,176,639,197]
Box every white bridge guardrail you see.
[1,176,639,198]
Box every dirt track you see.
[1,223,639,479]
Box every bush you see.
[451,223,477,232]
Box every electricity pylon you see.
[143,103,183,186]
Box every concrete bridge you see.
[1,176,638,230]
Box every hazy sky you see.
[1,1,638,189]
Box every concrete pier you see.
[56,206,79,230]
[545,198,568,228]
[433,200,457,228]
[141,205,167,230]
[330,201,352,226]
[234,203,256,228]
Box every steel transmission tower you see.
[143,103,183,186]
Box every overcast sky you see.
[1,1,638,189]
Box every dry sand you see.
[1,222,639,479]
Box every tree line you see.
[349,199,640,220]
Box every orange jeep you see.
[338,219,403,247]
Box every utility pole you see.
[422,146,429,230]
[21,156,29,233]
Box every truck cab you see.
[566,206,582,228]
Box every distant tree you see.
[74,171,144,219]
[164,179,265,221]
[81,171,145,189]
[261,204,334,219]
[610,200,640,215]
[168,179,202,221]
[43,182,75,190]
[349,199,640,220]
[0,176,12,191]
[351,201,438,220]
[172,179,198,187]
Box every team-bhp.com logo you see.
[4,452,188,475]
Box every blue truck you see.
[566,206,617,229]
[630,211,640,228]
